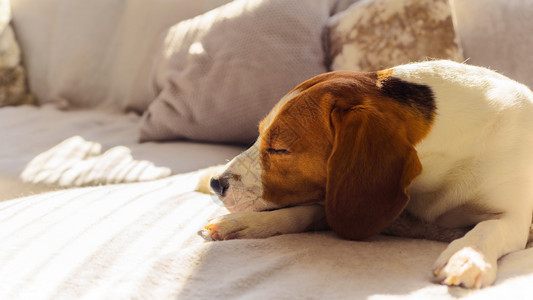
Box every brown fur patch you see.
[257,70,436,239]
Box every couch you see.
[1,0,533,298]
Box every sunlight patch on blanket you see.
[20,136,171,187]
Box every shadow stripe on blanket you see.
[50,189,190,298]
[20,136,171,187]
[0,191,65,222]
[51,193,221,298]
[2,181,177,298]
[0,189,108,240]
[0,170,230,299]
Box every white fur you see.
[216,139,276,212]
[204,204,325,240]
[207,61,533,289]
[396,61,533,288]
[216,90,301,212]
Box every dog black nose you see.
[210,176,229,196]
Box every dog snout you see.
[210,176,229,197]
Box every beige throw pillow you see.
[139,0,331,144]
[325,0,464,71]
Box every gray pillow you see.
[139,0,330,144]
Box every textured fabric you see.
[9,0,232,111]
[452,0,533,89]
[0,0,33,107]
[325,0,464,71]
[331,0,362,14]
[0,105,244,200]
[1,171,533,299]
[139,0,330,144]
[20,136,171,187]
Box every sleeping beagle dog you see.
[204,60,533,289]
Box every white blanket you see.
[1,169,533,299]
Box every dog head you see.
[210,70,435,240]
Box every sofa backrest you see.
[10,0,232,111]
[453,0,533,89]
[10,0,533,114]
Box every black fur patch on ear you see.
[379,77,436,121]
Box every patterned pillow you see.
[325,0,464,71]
[0,0,33,107]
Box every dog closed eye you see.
[266,148,291,155]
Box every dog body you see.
[206,61,533,288]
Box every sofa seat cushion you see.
[0,106,243,197]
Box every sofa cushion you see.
[0,105,244,194]
[0,0,33,107]
[138,0,331,144]
[10,0,232,111]
[325,0,463,71]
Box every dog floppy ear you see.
[326,105,422,240]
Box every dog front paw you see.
[201,212,282,241]
[202,214,248,241]
[433,246,496,289]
